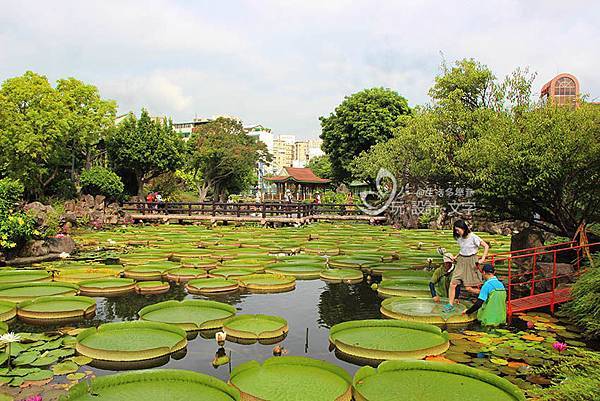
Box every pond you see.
[1,223,592,400]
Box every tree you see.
[107,110,185,196]
[320,87,411,182]
[56,78,117,174]
[351,58,598,238]
[187,117,270,201]
[0,71,69,198]
[307,155,333,181]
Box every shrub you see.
[46,178,78,200]
[561,253,600,340]
[0,178,24,216]
[533,348,600,401]
[80,167,124,201]
[0,212,36,251]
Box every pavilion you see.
[264,167,331,201]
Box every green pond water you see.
[2,223,592,400]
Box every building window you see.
[554,77,576,97]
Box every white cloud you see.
[1,0,598,137]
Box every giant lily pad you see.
[353,360,526,401]
[0,300,16,321]
[185,278,239,294]
[134,281,170,295]
[208,267,257,279]
[320,269,363,284]
[0,269,51,284]
[62,369,240,400]
[76,321,187,363]
[223,314,288,343]
[165,268,207,283]
[79,278,136,297]
[0,282,79,302]
[17,296,96,323]
[329,320,449,362]
[381,297,475,325]
[124,262,179,281]
[54,268,121,283]
[230,356,351,401]
[264,263,324,279]
[328,255,380,269]
[376,279,430,298]
[237,274,296,293]
[139,300,236,331]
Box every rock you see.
[62,211,78,225]
[23,202,55,227]
[82,194,95,209]
[18,240,49,258]
[63,200,76,212]
[95,195,106,209]
[511,227,544,253]
[46,236,76,254]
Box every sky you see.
[1,0,598,139]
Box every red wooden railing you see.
[489,238,598,317]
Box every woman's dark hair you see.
[453,219,471,239]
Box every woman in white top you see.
[444,219,489,312]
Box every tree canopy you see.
[351,58,598,237]
[107,110,186,197]
[186,117,271,201]
[320,87,411,182]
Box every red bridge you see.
[489,226,597,317]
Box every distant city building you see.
[114,113,167,125]
[173,118,212,139]
[541,73,580,106]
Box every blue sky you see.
[1,0,598,139]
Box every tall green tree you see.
[307,155,333,181]
[0,71,69,198]
[56,78,117,174]
[107,110,185,196]
[320,87,411,182]
[187,117,270,201]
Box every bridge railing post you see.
[531,252,537,296]
[551,250,557,313]
[507,257,513,318]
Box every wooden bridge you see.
[490,226,596,318]
[122,201,385,224]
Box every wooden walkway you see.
[123,201,385,224]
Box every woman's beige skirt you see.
[452,254,482,287]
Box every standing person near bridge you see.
[444,219,489,312]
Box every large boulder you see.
[23,202,55,227]
[511,227,544,253]
[17,236,76,258]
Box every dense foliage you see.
[349,59,599,237]
[186,117,271,201]
[534,348,600,401]
[320,87,411,182]
[80,166,125,201]
[0,71,116,199]
[307,155,334,181]
[561,254,600,340]
[107,109,186,196]
[0,178,35,251]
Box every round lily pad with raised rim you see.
[17,295,96,322]
[381,297,476,325]
[329,319,449,362]
[0,300,16,321]
[223,314,288,343]
[376,279,431,298]
[62,369,240,401]
[135,281,170,294]
[0,282,79,302]
[381,269,432,279]
[230,356,352,401]
[79,278,136,297]
[0,270,51,284]
[124,262,179,281]
[165,268,207,283]
[139,300,236,332]
[264,263,324,279]
[186,277,239,294]
[320,269,363,284]
[328,256,381,269]
[54,268,121,283]
[302,246,341,256]
[353,360,526,401]
[237,274,296,293]
[208,267,257,279]
[76,321,188,363]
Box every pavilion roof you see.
[265,167,331,184]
